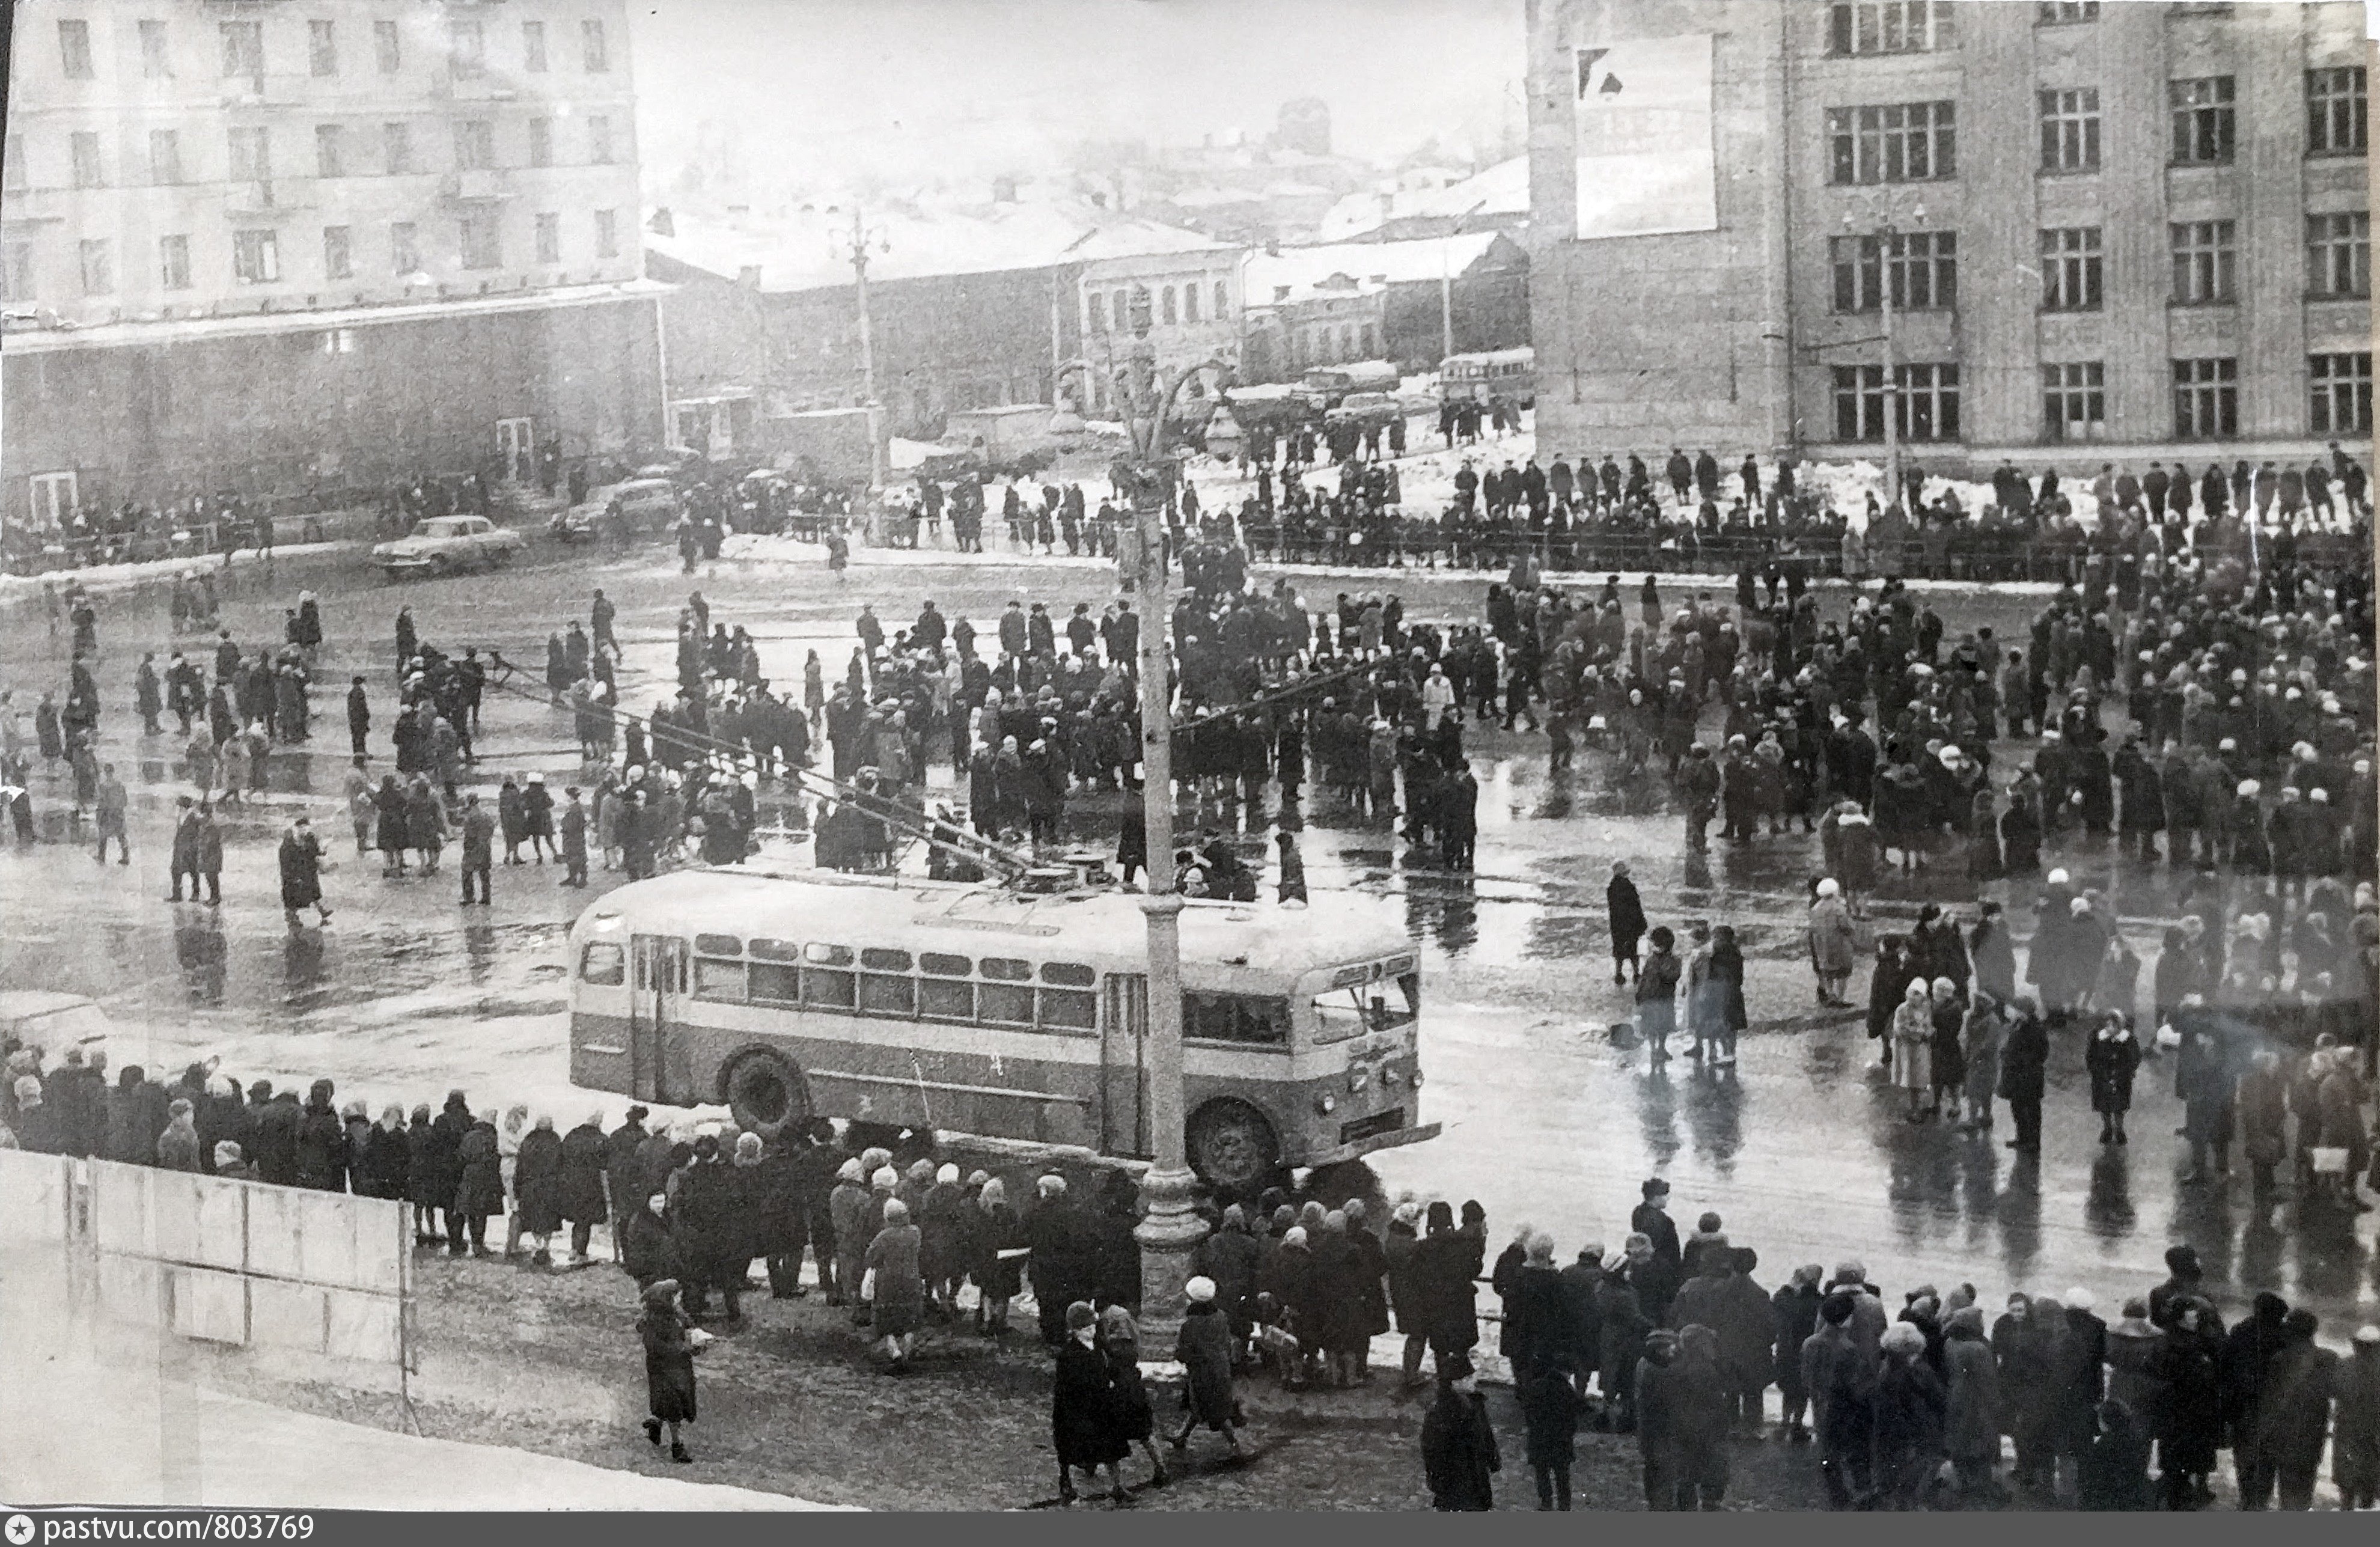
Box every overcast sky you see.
[629,0,1527,195]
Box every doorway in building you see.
[495,418,534,483]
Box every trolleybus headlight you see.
[1381,1067,1401,1087]
[1315,1094,1335,1115]
[1410,1067,1424,1087]
[1347,1069,1369,1093]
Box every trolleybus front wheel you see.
[1187,1099,1281,1195]
[724,1049,811,1143]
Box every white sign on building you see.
[1573,34,1718,241]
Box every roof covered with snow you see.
[645,204,1225,293]
[1242,231,1510,304]
[1318,157,1530,242]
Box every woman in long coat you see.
[865,1197,926,1369]
[1172,1276,1245,1457]
[637,1278,699,1462]
[2085,1013,2141,1144]
[1100,1305,1168,1487]
[1053,1300,1129,1504]
[1959,993,2006,1137]
[1942,1305,2003,1504]
[405,776,446,872]
[453,1116,505,1255]
[374,775,410,875]
[2149,1298,2224,1507]
[557,1113,611,1263]
[1890,978,1935,1120]
[514,1114,566,1263]
[1805,880,1858,1007]
[1927,977,1967,1123]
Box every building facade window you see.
[1213,281,1228,316]
[391,221,418,275]
[2170,219,2236,304]
[308,20,337,78]
[2169,76,2236,164]
[534,212,560,264]
[2039,88,2101,171]
[594,209,619,259]
[2311,353,2373,433]
[1162,286,1178,325]
[1184,284,1201,323]
[79,239,112,296]
[159,234,191,291]
[2039,226,2102,310]
[383,122,413,175]
[2,136,24,192]
[1111,291,1128,332]
[59,19,94,79]
[2308,67,2367,155]
[2171,357,2237,438]
[587,115,615,165]
[228,126,270,182]
[1833,362,1960,441]
[322,225,352,279]
[374,19,401,73]
[448,19,485,78]
[148,129,182,186]
[231,228,278,285]
[315,124,344,178]
[2308,212,2370,298]
[459,210,501,269]
[221,21,263,90]
[454,120,493,171]
[1828,230,1957,312]
[522,21,548,72]
[70,132,105,189]
[2037,1,2099,20]
[1827,1,1951,54]
[2042,361,2105,440]
[528,118,553,168]
[2,242,32,302]
[1825,102,1956,183]
[140,20,172,78]
[583,20,610,71]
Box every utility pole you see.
[1115,285,1207,1349]
[831,207,889,493]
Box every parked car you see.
[1325,391,1402,431]
[370,515,525,578]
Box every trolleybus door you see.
[1099,972,1152,1158]
[629,935,686,1103]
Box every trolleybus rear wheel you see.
[1187,1099,1280,1195]
[724,1049,811,1143]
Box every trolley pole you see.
[1117,287,1207,1349]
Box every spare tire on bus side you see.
[723,1048,811,1143]
[1186,1098,1281,1195]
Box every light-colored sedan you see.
[370,515,526,578]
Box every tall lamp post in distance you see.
[1110,284,1227,1347]
[1841,197,1925,519]
[828,207,892,497]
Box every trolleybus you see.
[566,867,1438,1192]
[1439,346,1535,409]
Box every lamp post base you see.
[1133,1162,1208,1349]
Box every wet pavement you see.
[4,537,2376,1342]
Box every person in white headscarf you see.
[1807,877,1858,1005]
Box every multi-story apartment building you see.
[1075,238,1243,418]
[1525,0,2372,472]
[2,0,664,531]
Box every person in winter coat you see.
[1890,978,1935,1120]
[2085,1012,2141,1144]
[1667,1242,1774,1430]
[1099,1305,1168,1488]
[1637,926,1681,1066]
[154,1099,202,1171]
[2332,1325,2380,1510]
[278,817,333,928]
[1054,1300,1129,1504]
[1994,1292,2064,1495]
[1874,1320,1948,1509]
[557,1113,609,1264]
[2153,1295,2226,1508]
[1607,860,1648,984]
[1998,997,2050,1151]
[2104,1299,2167,1445]
[2076,1399,2154,1510]
[1771,1264,1824,1442]
[620,1192,679,1289]
[514,1114,565,1265]
[1406,1201,1481,1386]
[1422,1352,1500,1510]
[1500,1232,1577,1384]
[1958,992,2007,1137]
[674,1136,751,1323]
[293,1079,347,1191]
[453,1116,505,1254]
[1171,1276,1246,1459]
[1942,1305,2004,1505]
[360,1105,410,1201]
[1806,880,1858,1005]
[636,1278,700,1463]
[864,1197,925,1370]
[2250,1309,2337,1510]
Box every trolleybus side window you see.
[1037,961,1098,1030]
[689,934,746,1001]
[695,933,741,956]
[918,952,974,1020]
[746,939,804,1005]
[803,942,857,1008]
[1184,992,1290,1046]
[859,947,917,1016]
[579,941,624,986]
[978,956,1036,1026]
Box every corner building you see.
[2,0,664,531]
[1525,0,2372,474]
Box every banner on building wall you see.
[1574,34,1718,240]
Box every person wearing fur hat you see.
[636,1278,701,1462]
[1171,1275,1245,1459]
[1054,1300,1129,1505]
[864,1196,924,1371]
